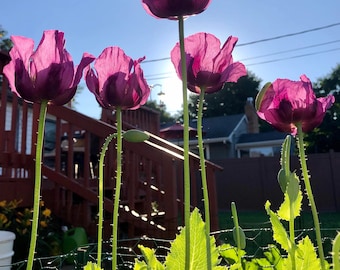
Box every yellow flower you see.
[40,221,48,228]
[0,200,7,208]
[42,208,51,217]
[0,213,8,224]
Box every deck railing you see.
[0,67,221,240]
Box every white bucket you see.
[0,231,15,254]
[0,231,15,269]
[0,251,14,269]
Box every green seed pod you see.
[123,129,149,143]
[233,226,246,250]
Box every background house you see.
[161,98,286,161]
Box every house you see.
[235,131,288,158]
[161,98,289,160]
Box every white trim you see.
[235,139,284,150]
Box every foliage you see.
[134,208,224,270]
[188,72,261,119]
[144,100,176,123]
[83,261,103,270]
[0,200,52,235]
[305,64,340,153]
[0,200,61,262]
[0,25,12,51]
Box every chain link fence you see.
[9,227,339,269]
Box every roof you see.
[191,114,245,139]
[237,130,288,144]
[236,130,288,150]
[161,114,246,144]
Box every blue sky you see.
[2,0,340,118]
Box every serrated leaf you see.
[218,243,246,265]
[265,201,292,252]
[83,262,103,270]
[277,172,303,221]
[133,259,148,270]
[136,245,164,270]
[295,236,320,270]
[263,245,283,270]
[165,208,222,270]
[253,257,271,267]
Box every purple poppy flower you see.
[142,0,211,19]
[255,75,335,135]
[85,47,150,110]
[171,32,247,94]
[3,30,94,105]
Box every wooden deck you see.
[0,53,221,240]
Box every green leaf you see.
[265,201,292,252]
[277,172,303,221]
[123,129,149,142]
[232,226,246,250]
[133,259,148,270]
[165,208,223,270]
[83,262,103,270]
[253,257,271,267]
[295,236,321,270]
[218,243,246,265]
[263,245,283,269]
[136,245,164,270]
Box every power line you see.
[246,47,340,67]
[237,22,340,47]
[142,22,340,64]
[238,39,340,61]
[145,47,340,81]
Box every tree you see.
[144,100,175,124]
[304,64,340,153]
[188,72,261,118]
[0,26,12,51]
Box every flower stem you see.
[231,202,242,268]
[27,100,48,270]
[98,133,116,267]
[332,232,340,270]
[112,107,122,270]
[197,89,212,270]
[178,15,191,270]
[296,123,325,270]
[283,137,296,270]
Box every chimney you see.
[244,97,259,133]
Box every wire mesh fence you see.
[9,227,339,269]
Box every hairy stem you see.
[178,15,191,270]
[296,123,325,270]
[98,133,116,266]
[27,100,48,270]
[283,136,296,270]
[197,88,212,270]
[112,107,122,270]
[231,202,242,269]
[332,232,340,270]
